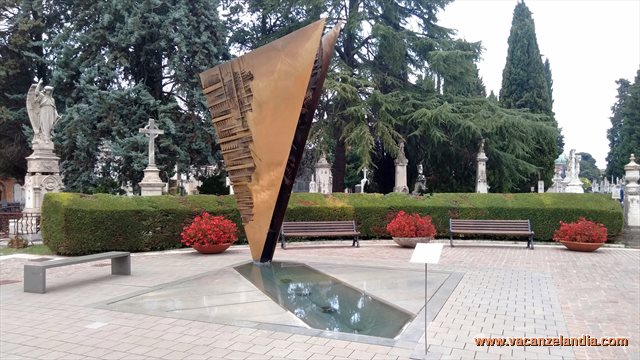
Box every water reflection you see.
[235,262,413,338]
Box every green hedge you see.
[41,193,243,255]
[42,192,623,255]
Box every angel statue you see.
[26,80,60,144]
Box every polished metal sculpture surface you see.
[200,19,341,262]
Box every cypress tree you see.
[607,69,640,178]
[500,1,551,114]
[499,0,559,191]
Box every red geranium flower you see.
[386,211,437,238]
[180,212,238,247]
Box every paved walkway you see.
[1,241,638,360]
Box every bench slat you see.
[28,251,131,269]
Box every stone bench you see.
[449,219,534,249]
[24,251,131,293]
[280,221,360,249]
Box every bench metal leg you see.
[111,255,131,275]
[280,234,287,249]
[529,236,534,250]
[449,233,454,247]
[353,236,360,247]
[24,265,46,294]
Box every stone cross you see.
[139,118,164,167]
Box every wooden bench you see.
[24,251,131,293]
[449,219,534,249]
[280,221,360,249]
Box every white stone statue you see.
[394,142,409,193]
[565,149,584,193]
[27,80,60,144]
[360,168,368,193]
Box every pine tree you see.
[50,0,228,193]
[0,0,50,180]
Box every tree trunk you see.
[333,137,346,192]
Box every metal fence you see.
[0,212,41,238]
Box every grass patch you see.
[0,244,55,256]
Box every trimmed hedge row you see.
[42,192,623,255]
[41,193,243,255]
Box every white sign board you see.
[409,243,443,264]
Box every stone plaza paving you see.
[0,241,638,360]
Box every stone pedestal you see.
[548,171,562,192]
[22,143,63,213]
[139,166,164,196]
[623,154,640,228]
[537,180,544,193]
[565,180,584,193]
[393,143,409,193]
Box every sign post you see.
[410,243,443,358]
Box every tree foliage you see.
[48,0,228,193]
[577,152,601,181]
[0,0,49,180]
[497,0,560,191]
[606,69,640,178]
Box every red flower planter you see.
[192,243,232,254]
[560,241,603,252]
[392,237,433,248]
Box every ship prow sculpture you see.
[200,19,342,263]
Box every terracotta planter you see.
[192,243,232,254]
[392,237,433,248]
[560,241,604,252]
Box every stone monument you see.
[23,80,63,213]
[393,142,409,193]
[475,139,488,193]
[314,153,332,194]
[623,154,640,227]
[138,118,165,196]
[565,149,584,193]
[413,164,427,194]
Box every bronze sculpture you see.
[200,19,342,262]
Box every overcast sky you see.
[438,0,640,169]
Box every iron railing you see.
[0,212,41,238]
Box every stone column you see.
[139,118,165,196]
[314,153,332,194]
[475,139,488,193]
[393,142,409,193]
[624,154,640,227]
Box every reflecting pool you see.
[235,261,414,338]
